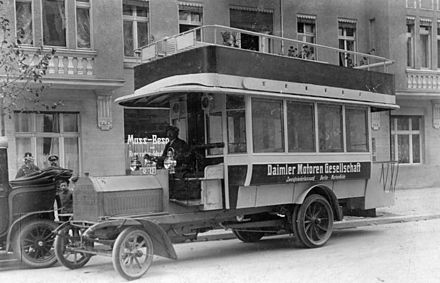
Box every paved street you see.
[1,218,440,283]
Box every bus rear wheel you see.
[232,230,264,243]
[295,194,333,248]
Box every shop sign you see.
[250,161,371,185]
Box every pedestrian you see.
[47,154,61,169]
[15,152,40,178]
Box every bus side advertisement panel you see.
[250,162,371,186]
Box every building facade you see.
[3,0,440,189]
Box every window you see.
[318,104,343,152]
[420,21,432,68]
[345,107,368,152]
[42,0,66,46]
[76,0,91,48]
[338,19,357,67]
[406,0,417,8]
[15,112,80,175]
[15,0,33,45]
[287,101,315,152]
[391,116,422,164]
[420,0,433,9]
[230,7,273,51]
[252,98,284,153]
[179,3,203,34]
[227,95,246,154]
[123,0,149,57]
[407,18,415,68]
[297,15,316,60]
[437,24,440,68]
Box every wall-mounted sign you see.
[250,161,371,185]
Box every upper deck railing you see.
[135,25,393,73]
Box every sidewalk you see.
[197,187,440,241]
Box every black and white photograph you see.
[1,0,440,282]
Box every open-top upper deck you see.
[117,25,396,110]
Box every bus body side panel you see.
[364,162,396,209]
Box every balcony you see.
[20,47,124,90]
[136,25,393,74]
[406,69,440,90]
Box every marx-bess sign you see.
[250,162,371,185]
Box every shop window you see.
[338,19,357,67]
[420,22,432,68]
[14,112,80,175]
[42,0,66,46]
[230,7,273,52]
[252,98,284,153]
[123,0,149,57]
[391,116,422,164]
[345,107,368,152]
[227,95,246,154]
[407,18,415,68]
[15,0,33,45]
[318,104,343,152]
[287,101,315,152]
[179,3,202,40]
[76,0,91,48]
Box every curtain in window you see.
[77,7,90,48]
[16,1,33,44]
[65,138,79,175]
[42,0,66,46]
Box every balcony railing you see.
[407,69,440,90]
[136,25,393,73]
[21,47,96,77]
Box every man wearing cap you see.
[15,152,40,178]
[145,125,190,170]
[48,154,61,169]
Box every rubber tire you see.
[13,219,58,268]
[112,227,154,281]
[232,230,265,243]
[291,205,305,248]
[54,225,92,269]
[296,194,334,248]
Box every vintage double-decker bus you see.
[54,25,398,280]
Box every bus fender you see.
[6,209,55,251]
[136,219,178,260]
[294,185,343,221]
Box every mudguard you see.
[295,185,343,221]
[84,218,177,260]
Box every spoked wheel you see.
[295,194,334,248]
[54,225,92,269]
[232,230,265,243]
[13,219,58,268]
[112,227,154,281]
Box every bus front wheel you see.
[295,194,334,248]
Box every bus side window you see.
[287,101,315,152]
[252,98,285,153]
[226,95,246,153]
[318,104,343,152]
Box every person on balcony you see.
[15,152,40,178]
